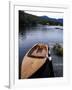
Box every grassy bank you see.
[52,43,63,56]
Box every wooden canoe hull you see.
[21,43,48,79]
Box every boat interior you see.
[27,44,48,58]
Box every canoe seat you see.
[28,44,47,58]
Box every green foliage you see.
[52,43,63,56]
[19,10,63,29]
[19,11,38,28]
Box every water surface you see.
[19,25,63,78]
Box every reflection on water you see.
[19,25,63,78]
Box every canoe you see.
[21,43,48,79]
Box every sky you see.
[25,11,63,19]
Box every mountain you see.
[19,10,63,29]
[40,16,49,19]
[57,19,63,23]
[40,16,63,24]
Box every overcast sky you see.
[25,11,63,19]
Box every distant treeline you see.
[19,10,63,29]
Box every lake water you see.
[19,25,63,78]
